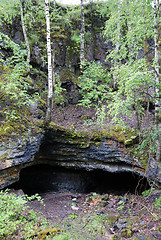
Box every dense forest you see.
[0,0,161,239]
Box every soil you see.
[28,189,161,240]
[51,104,153,133]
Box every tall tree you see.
[113,0,121,89]
[80,0,85,70]
[153,0,160,162]
[44,0,53,123]
[19,0,30,70]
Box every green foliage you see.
[0,0,19,25]
[96,1,110,18]
[0,63,42,139]
[137,127,161,160]
[0,190,48,239]
[0,65,40,110]
[104,0,154,62]
[142,189,152,196]
[155,195,161,209]
[117,199,125,211]
[69,213,78,219]
[78,62,111,108]
[107,59,154,128]
[54,74,66,105]
[0,33,27,65]
[71,31,81,48]
[95,105,107,124]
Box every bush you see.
[78,62,111,108]
[0,190,48,239]
[155,195,161,209]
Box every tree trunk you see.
[19,0,30,70]
[113,0,121,89]
[80,0,85,70]
[154,0,160,162]
[52,50,55,92]
[44,0,53,123]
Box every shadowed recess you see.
[10,164,150,195]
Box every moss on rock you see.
[59,69,79,84]
[48,122,138,148]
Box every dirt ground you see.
[51,104,153,133]
[28,189,161,240]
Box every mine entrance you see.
[11,164,150,195]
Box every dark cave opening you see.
[11,164,150,195]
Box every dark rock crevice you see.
[10,164,149,195]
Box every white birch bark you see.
[19,0,30,69]
[113,0,121,88]
[80,0,85,70]
[44,0,53,122]
[52,50,55,91]
[154,0,160,162]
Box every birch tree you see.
[80,0,85,70]
[19,0,30,70]
[113,0,121,89]
[44,0,53,123]
[153,0,160,162]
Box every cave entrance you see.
[11,164,150,195]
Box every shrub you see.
[78,62,111,108]
[155,195,161,209]
[0,190,48,239]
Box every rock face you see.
[37,131,144,176]
[38,128,161,187]
[0,3,110,76]
[0,135,43,189]
[0,126,161,190]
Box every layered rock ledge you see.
[0,135,43,189]
[0,123,161,190]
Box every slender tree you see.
[153,0,160,162]
[80,0,85,70]
[44,0,53,123]
[52,47,56,92]
[113,0,121,89]
[19,0,30,69]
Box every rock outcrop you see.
[0,125,161,190]
[0,135,43,189]
[38,126,161,186]
[37,130,144,176]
